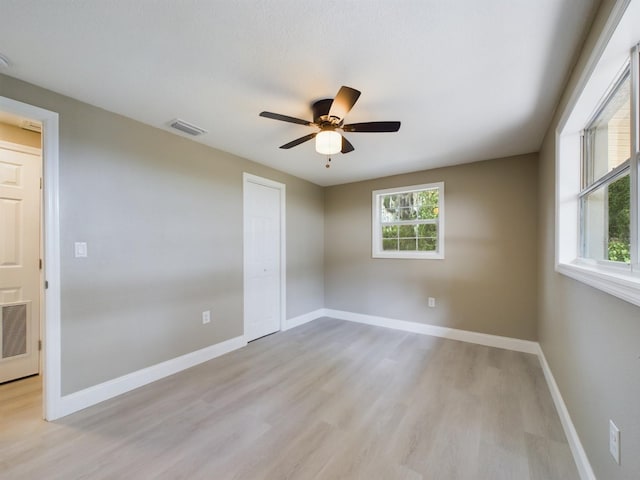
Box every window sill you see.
[373,251,444,260]
[556,261,640,307]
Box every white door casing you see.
[0,142,42,383]
[0,96,60,420]
[243,173,285,342]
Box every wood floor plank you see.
[525,432,580,480]
[0,318,579,479]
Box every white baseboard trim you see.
[54,335,246,419]
[323,309,539,354]
[284,308,328,330]
[52,308,592,480]
[536,345,596,480]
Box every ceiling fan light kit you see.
[315,130,342,155]
[259,85,401,165]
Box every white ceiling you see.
[0,1,598,186]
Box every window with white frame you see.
[581,66,631,264]
[556,0,640,307]
[372,182,444,259]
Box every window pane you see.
[585,73,631,185]
[417,190,438,219]
[418,238,437,251]
[380,204,397,222]
[417,223,437,237]
[381,195,398,221]
[382,225,398,238]
[607,174,630,262]
[380,222,438,253]
[583,174,630,263]
[398,207,416,220]
[417,205,439,219]
[398,225,415,237]
[399,238,417,250]
[382,238,398,251]
[583,187,607,260]
[381,192,431,221]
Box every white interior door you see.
[243,174,285,342]
[0,143,41,383]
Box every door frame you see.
[242,173,286,340]
[0,96,61,421]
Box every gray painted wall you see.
[324,154,539,340]
[0,74,325,394]
[3,5,638,475]
[538,1,640,478]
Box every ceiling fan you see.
[259,86,401,160]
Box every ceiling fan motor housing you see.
[312,99,340,126]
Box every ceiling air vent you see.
[169,119,207,136]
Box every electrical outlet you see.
[609,419,620,464]
[428,297,436,308]
[202,310,211,325]
[74,242,88,258]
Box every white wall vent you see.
[1,303,27,358]
[169,119,207,136]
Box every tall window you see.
[581,67,631,263]
[372,182,444,259]
[556,5,640,308]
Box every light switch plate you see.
[74,242,88,258]
[609,419,620,464]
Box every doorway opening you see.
[0,96,60,421]
[0,117,42,382]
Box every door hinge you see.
[38,340,42,351]
[40,177,43,189]
[39,258,43,270]
[45,280,49,289]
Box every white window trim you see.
[372,181,445,260]
[556,0,640,307]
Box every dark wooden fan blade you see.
[328,86,361,121]
[342,121,401,132]
[279,132,317,149]
[260,111,313,126]
[341,136,355,154]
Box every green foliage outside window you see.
[381,190,439,221]
[607,175,630,263]
[381,189,439,252]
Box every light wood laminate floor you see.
[0,318,578,479]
